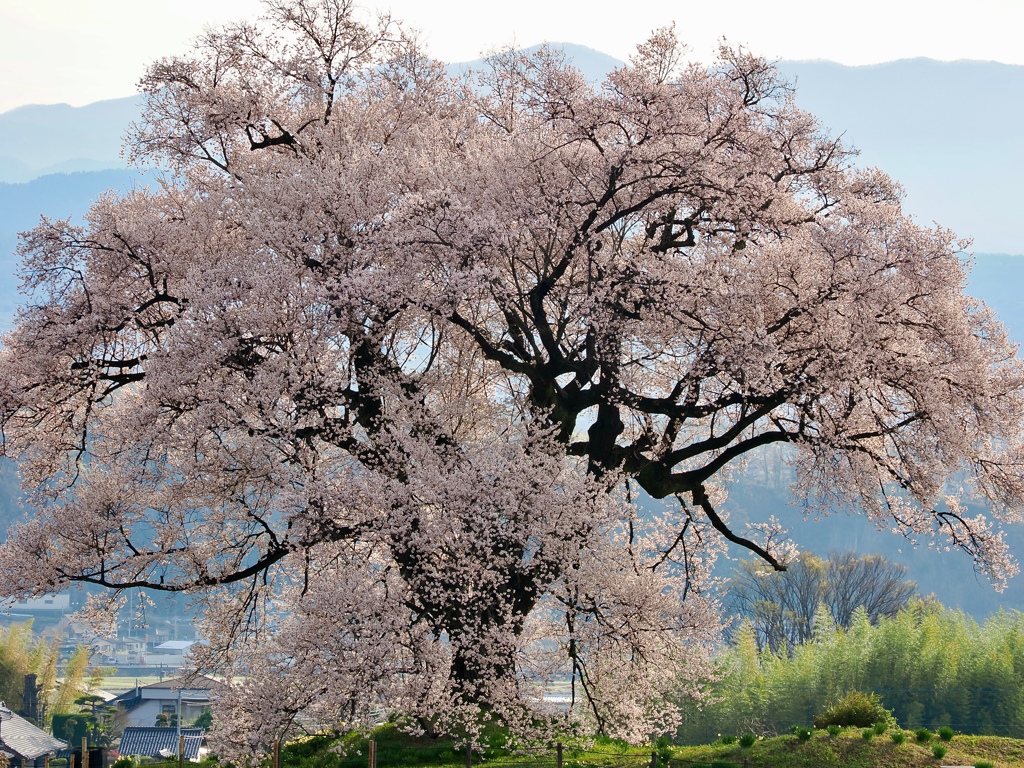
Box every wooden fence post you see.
[69,754,75,768]
[82,738,89,768]
[273,738,281,768]
[179,734,185,768]
[368,739,376,768]
[556,743,563,768]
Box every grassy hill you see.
[257,726,1023,768]
[675,729,1021,768]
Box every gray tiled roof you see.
[0,712,68,759]
[139,675,220,691]
[118,728,204,760]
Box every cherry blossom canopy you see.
[1,0,1022,753]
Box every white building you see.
[145,640,196,668]
[1,594,70,613]
[112,676,219,729]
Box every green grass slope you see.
[250,726,1024,768]
[674,729,1023,768]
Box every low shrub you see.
[112,758,136,768]
[738,734,756,748]
[932,744,948,759]
[861,729,874,741]
[915,728,933,743]
[813,690,896,729]
[873,721,888,735]
[890,730,906,745]
[938,726,955,741]
[717,735,736,746]
[594,736,630,754]
[655,735,672,766]
[974,761,995,768]
[826,725,841,737]
[795,727,813,741]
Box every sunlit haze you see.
[1,0,1023,113]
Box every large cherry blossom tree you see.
[2,0,1023,753]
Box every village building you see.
[111,676,219,729]
[118,727,205,762]
[0,708,68,768]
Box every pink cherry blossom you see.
[1,0,1022,755]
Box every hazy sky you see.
[2,0,1024,114]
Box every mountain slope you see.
[2,53,1021,255]
[776,58,1024,255]
[0,169,152,332]
[0,97,142,183]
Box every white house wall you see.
[125,701,163,729]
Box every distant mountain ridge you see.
[775,58,1024,256]
[0,96,143,183]
[2,49,1021,253]
[0,169,153,331]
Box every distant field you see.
[101,675,166,694]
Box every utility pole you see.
[176,689,182,763]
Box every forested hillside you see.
[676,603,1024,741]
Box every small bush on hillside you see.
[813,691,896,729]
[873,721,888,735]
[738,734,756,748]
[890,730,906,744]
[717,735,736,746]
[916,728,933,743]
[826,725,841,737]
[938,726,955,741]
[594,736,630,754]
[974,761,994,768]
[655,735,672,765]
[932,744,948,759]
[795,727,813,741]
[861,729,873,740]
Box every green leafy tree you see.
[74,694,120,747]
[51,646,89,717]
[192,709,213,729]
[676,602,1024,742]
[0,622,62,722]
[729,551,916,654]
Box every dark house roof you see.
[138,675,220,692]
[111,674,221,712]
[0,712,68,760]
[110,688,141,711]
[118,728,204,760]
